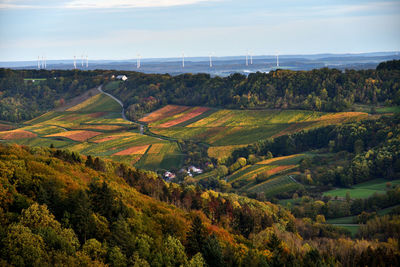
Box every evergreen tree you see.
[186,215,208,256]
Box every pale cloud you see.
[0,0,220,9]
[65,0,220,9]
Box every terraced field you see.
[0,92,183,171]
[144,105,370,154]
[196,153,308,197]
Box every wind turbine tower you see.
[73,56,77,69]
[37,56,41,69]
[245,51,248,66]
[44,56,46,69]
[137,54,141,69]
[250,53,253,65]
[276,52,279,68]
[86,54,89,68]
[182,52,185,68]
[209,53,213,68]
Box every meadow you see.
[322,178,400,199]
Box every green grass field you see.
[352,104,400,114]
[136,143,184,170]
[104,81,121,91]
[336,224,360,237]
[327,204,400,225]
[327,216,356,224]
[68,94,121,113]
[323,179,400,199]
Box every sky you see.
[0,0,399,61]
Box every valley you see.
[0,64,399,266]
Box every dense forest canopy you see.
[0,144,399,266]
[0,69,103,122]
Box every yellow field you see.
[256,154,301,165]
[208,145,247,162]
[67,94,103,111]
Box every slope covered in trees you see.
[0,144,399,266]
[0,69,103,122]
[101,61,400,120]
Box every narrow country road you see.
[97,85,154,139]
[288,175,300,184]
[97,85,128,121]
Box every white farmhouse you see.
[188,166,203,174]
[164,171,176,180]
[116,75,128,81]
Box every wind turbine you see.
[182,52,185,68]
[81,54,84,67]
[86,54,89,68]
[137,54,141,69]
[37,56,41,69]
[276,51,279,68]
[44,56,47,69]
[73,56,77,69]
[209,52,213,68]
[41,56,45,69]
[250,52,253,65]
[245,51,248,66]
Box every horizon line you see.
[1,50,399,63]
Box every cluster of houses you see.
[164,165,204,181]
[111,74,128,81]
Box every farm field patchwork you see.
[195,153,306,197]
[0,93,184,171]
[144,105,370,147]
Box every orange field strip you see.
[139,105,190,123]
[0,130,37,140]
[264,165,296,176]
[157,107,210,128]
[113,145,150,155]
[46,130,102,142]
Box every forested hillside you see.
[0,144,399,266]
[0,69,103,122]
[101,62,400,120]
